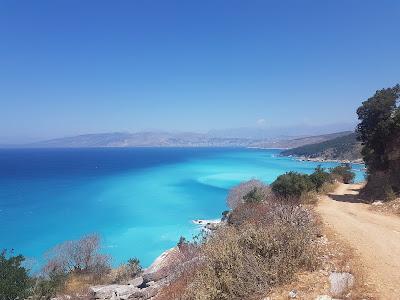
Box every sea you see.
[0,147,365,269]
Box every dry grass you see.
[265,224,377,299]
[157,200,319,300]
[61,272,109,297]
[370,197,400,216]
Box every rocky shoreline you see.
[288,155,364,165]
[87,219,222,300]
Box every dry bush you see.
[63,272,106,295]
[43,234,111,279]
[226,179,272,209]
[111,258,142,284]
[320,181,338,194]
[155,244,204,300]
[299,190,319,204]
[181,202,318,300]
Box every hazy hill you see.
[280,133,362,161]
[27,132,257,148]
[249,131,353,149]
[18,131,357,149]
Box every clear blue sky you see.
[1,0,399,142]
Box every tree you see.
[329,164,355,184]
[43,234,110,278]
[356,84,400,172]
[271,172,314,198]
[356,84,400,198]
[0,250,30,300]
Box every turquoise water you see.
[0,148,364,268]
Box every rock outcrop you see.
[89,248,181,300]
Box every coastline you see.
[292,156,364,165]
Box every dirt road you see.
[317,184,400,299]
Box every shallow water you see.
[0,147,364,268]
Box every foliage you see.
[113,258,142,284]
[329,163,355,184]
[356,84,400,199]
[127,258,142,277]
[356,84,400,172]
[309,165,332,191]
[31,272,67,300]
[182,202,317,300]
[271,171,315,198]
[43,234,111,279]
[242,186,265,203]
[281,133,362,161]
[0,250,30,300]
[226,179,271,209]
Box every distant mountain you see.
[208,122,356,139]
[280,133,362,162]
[249,131,353,149]
[18,130,360,151]
[27,132,257,148]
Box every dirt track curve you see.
[317,184,400,299]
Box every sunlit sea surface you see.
[0,148,364,268]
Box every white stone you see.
[315,295,332,300]
[329,272,354,297]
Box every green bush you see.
[329,163,355,184]
[271,171,314,198]
[226,180,271,209]
[31,272,67,300]
[127,258,142,278]
[309,165,332,191]
[242,187,265,204]
[0,250,30,300]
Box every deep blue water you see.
[0,148,365,269]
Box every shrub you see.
[184,203,317,300]
[113,258,142,284]
[127,258,142,277]
[329,163,355,184]
[271,171,314,198]
[226,179,271,209]
[309,165,332,191]
[43,234,111,278]
[0,250,30,300]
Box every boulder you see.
[89,284,140,300]
[128,276,143,287]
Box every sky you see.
[0,0,399,142]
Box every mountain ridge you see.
[11,130,354,149]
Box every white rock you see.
[90,284,140,300]
[329,272,354,297]
[288,289,297,298]
[315,295,332,300]
[372,201,383,206]
[128,276,143,287]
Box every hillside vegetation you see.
[249,131,352,149]
[280,133,362,162]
